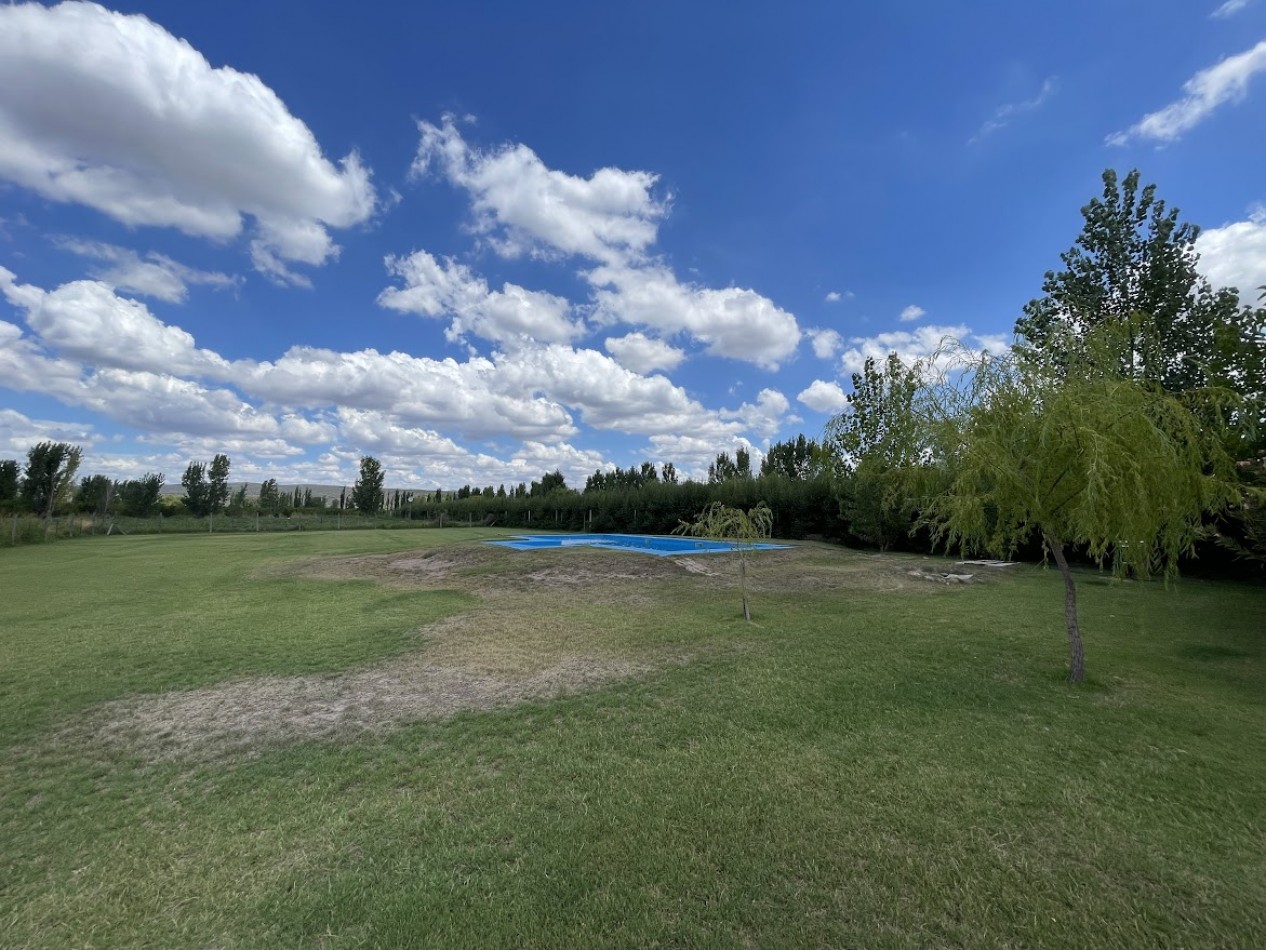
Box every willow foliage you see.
[921,346,1239,578]
[910,335,1241,682]
[674,502,773,621]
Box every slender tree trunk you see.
[739,551,751,622]
[1046,533,1086,683]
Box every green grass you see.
[2,530,1264,948]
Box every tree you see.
[661,462,678,484]
[1015,168,1262,407]
[74,474,113,516]
[531,470,567,496]
[20,441,82,518]
[0,459,19,510]
[181,461,211,516]
[673,502,774,622]
[258,478,280,515]
[115,473,164,517]
[826,354,927,549]
[761,434,822,479]
[351,456,385,514]
[208,454,231,514]
[708,452,739,484]
[915,341,1239,683]
[828,354,924,471]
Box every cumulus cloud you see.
[809,328,843,360]
[2,269,229,377]
[55,238,238,303]
[588,264,801,369]
[332,408,614,488]
[603,332,685,373]
[838,324,1012,375]
[0,407,95,454]
[0,2,377,281]
[899,304,926,322]
[234,346,577,441]
[797,379,848,414]
[378,250,583,346]
[413,114,665,264]
[1108,40,1266,145]
[2,267,797,485]
[824,291,842,303]
[0,316,86,396]
[1197,207,1266,296]
[411,117,801,367]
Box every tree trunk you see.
[1046,533,1086,683]
[739,551,751,622]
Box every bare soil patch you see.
[79,650,677,763]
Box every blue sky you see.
[1,0,1264,489]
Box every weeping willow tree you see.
[674,502,773,621]
[914,337,1239,683]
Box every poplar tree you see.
[352,456,385,514]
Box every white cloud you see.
[838,324,1012,375]
[145,434,306,460]
[797,379,848,414]
[0,408,95,455]
[0,2,377,280]
[55,238,238,303]
[3,271,229,378]
[588,264,801,369]
[722,388,791,440]
[335,408,475,461]
[1212,0,1253,18]
[809,328,843,359]
[1108,40,1266,145]
[899,304,926,322]
[3,267,797,481]
[603,332,685,373]
[825,291,842,303]
[235,346,578,441]
[413,114,665,264]
[970,77,1058,143]
[378,250,583,346]
[328,408,613,488]
[411,118,801,367]
[1197,207,1266,296]
[79,368,285,440]
[0,316,86,397]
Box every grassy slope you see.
[1,530,1264,948]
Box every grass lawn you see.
[1,528,1264,948]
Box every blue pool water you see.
[488,533,790,557]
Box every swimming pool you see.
[487,533,791,557]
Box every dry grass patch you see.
[76,651,675,763]
[61,540,1003,764]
